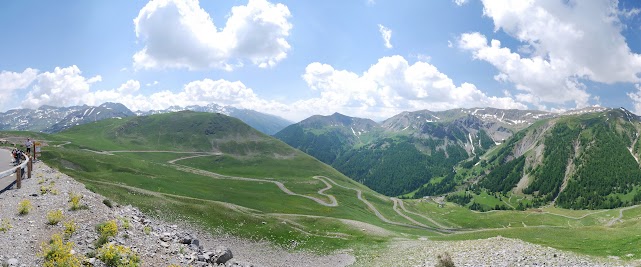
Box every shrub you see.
[97,243,140,267]
[103,199,113,208]
[436,252,455,267]
[46,210,63,225]
[40,233,83,267]
[98,220,118,237]
[0,218,12,233]
[18,199,32,215]
[120,217,130,230]
[40,185,49,195]
[63,221,77,238]
[69,193,83,211]
[143,226,151,235]
[38,178,45,184]
[95,220,118,247]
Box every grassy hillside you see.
[6,110,641,263]
[276,113,498,196]
[39,112,436,252]
[57,111,292,155]
[449,109,641,211]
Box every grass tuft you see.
[63,220,77,239]
[0,218,12,233]
[69,192,83,211]
[46,210,64,225]
[18,199,32,215]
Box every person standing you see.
[25,138,32,155]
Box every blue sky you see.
[0,0,640,121]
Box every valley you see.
[4,1,641,265]
[3,109,641,266]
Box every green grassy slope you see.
[6,110,641,262]
[41,112,437,252]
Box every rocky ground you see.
[355,236,641,267]
[1,161,640,267]
[0,162,354,267]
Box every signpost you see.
[34,141,41,161]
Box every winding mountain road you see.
[75,148,514,232]
[57,146,626,234]
[312,176,444,231]
[392,197,453,230]
[606,205,640,227]
[85,149,340,207]
[112,150,434,230]
[171,163,339,207]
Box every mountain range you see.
[276,106,641,210]
[27,106,641,263]
[0,102,292,135]
[275,107,558,196]
[4,100,640,210]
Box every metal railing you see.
[0,153,31,193]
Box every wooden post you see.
[32,143,36,162]
[28,158,32,178]
[15,167,21,189]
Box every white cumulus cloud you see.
[293,55,525,120]
[87,78,290,118]
[22,66,102,109]
[0,68,39,109]
[378,24,393,49]
[0,68,38,91]
[459,0,641,109]
[459,32,591,109]
[133,0,292,70]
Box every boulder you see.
[208,246,233,264]
[6,258,18,267]
[179,234,193,244]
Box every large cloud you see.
[0,68,38,109]
[459,32,591,108]
[22,66,102,108]
[459,0,641,109]
[293,55,526,120]
[10,65,287,117]
[133,0,292,70]
[78,77,290,117]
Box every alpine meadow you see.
[2,0,641,266]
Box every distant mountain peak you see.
[0,102,291,135]
[134,104,291,135]
[561,106,608,116]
